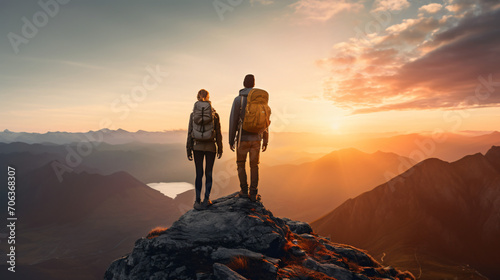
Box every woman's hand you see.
[187,149,193,161]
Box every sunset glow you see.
[1,0,499,135]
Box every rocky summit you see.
[104,193,414,280]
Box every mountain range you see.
[2,129,500,163]
[0,162,184,280]
[0,141,193,184]
[0,141,417,222]
[256,148,416,222]
[1,131,499,279]
[312,146,500,279]
[0,129,186,145]
[174,148,416,222]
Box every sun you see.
[331,121,341,132]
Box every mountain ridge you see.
[312,146,500,279]
[2,130,499,162]
[0,163,184,280]
[255,147,417,222]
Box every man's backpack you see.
[191,101,215,141]
[242,88,271,133]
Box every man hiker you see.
[229,74,271,202]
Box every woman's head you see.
[197,89,210,101]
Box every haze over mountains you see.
[0,129,186,145]
[312,146,500,280]
[177,148,416,222]
[248,148,416,222]
[1,133,418,222]
[2,129,500,163]
[1,129,499,279]
[0,141,193,184]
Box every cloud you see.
[445,5,461,12]
[372,0,410,12]
[444,0,500,14]
[290,0,363,22]
[322,1,500,113]
[419,3,443,14]
[381,17,441,46]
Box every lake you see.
[147,182,195,199]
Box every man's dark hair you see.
[243,74,255,88]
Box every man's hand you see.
[187,150,193,161]
[230,144,235,152]
[262,143,268,152]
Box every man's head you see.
[243,74,255,88]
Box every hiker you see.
[229,74,271,202]
[187,89,223,210]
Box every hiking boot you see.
[237,191,249,198]
[202,199,213,208]
[193,201,204,211]
[249,194,261,202]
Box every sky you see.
[1,0,499,134]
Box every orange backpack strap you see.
[237,96,244,149]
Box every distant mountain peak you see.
[454,152,485,163]
[487,145,500,154]
[105,193,414,280]
[416,156,448,167]
[97,128,130,133]
[319,147,364,160]
[485,145,500,173]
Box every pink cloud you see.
[419,3,443,14]
[372,0,410,12]
[323,0,500,113]
[290,0,363,22]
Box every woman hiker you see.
[186,89,223,210]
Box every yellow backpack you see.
[242,88,271,133]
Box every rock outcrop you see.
[105,193,414,280]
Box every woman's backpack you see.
[191,101,216,141]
